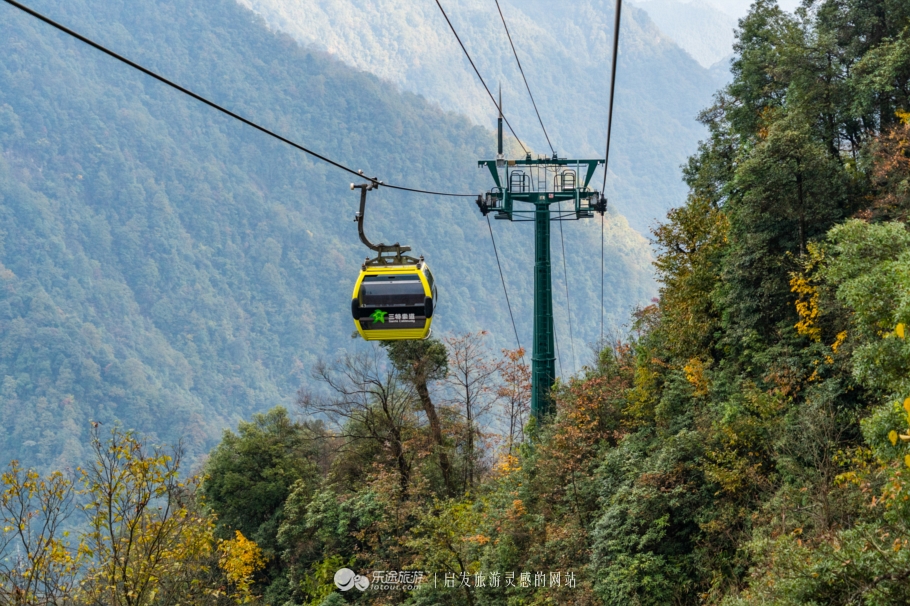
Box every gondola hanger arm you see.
[351,181,415,264]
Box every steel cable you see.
[493,0,554,155]
[486,216,522,354]
[2,0,477,198]
[433,0,528,155]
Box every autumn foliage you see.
[0,428,264,605]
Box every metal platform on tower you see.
[475,154,605,222]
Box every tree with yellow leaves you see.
[0,428,266,606]
[218,531,265,604]
[0,463,83,605]
[79,428,219,605]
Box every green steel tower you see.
[476,113,605,420]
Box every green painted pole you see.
[531,196,556,419]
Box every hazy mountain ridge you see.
[0,0,654,469]
[635,0,737,67]
[236,0,719,232]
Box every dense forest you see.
[3,0,910,604]
[0,0,654,471]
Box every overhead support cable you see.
[554,324,564,379]
[601,213,605,346]
[493,0,554,155]
[486,216,522,354]
[556,200,577,375]
[601,0,623,194]
[2,0,476,198]
[599,0,623,347]
[432,0,528,155]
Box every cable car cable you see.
[554,325,564,379]
[2,0,476,199]
[601,213,605,346]
[556,200,577,375]
[601,0,623,195]
[598,0,622,350]
[432,0,528,155]
[486,216,522,354]
[493,0,554,155]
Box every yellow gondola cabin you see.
[351,261,436,340]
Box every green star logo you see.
[370,309,388,324]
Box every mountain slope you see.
[236,0,718,232]
[0,0,654,468]
[636,0,737,67]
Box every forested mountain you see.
[0,0,654,469]
[237,0,720,232]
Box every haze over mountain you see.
[635,0,805,74]
[237,0,721,233]
[636,0,736,67]
[704,0,801,19]
[0,0,658,469]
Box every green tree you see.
[203,408,320,602]
[382,339,454,497]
